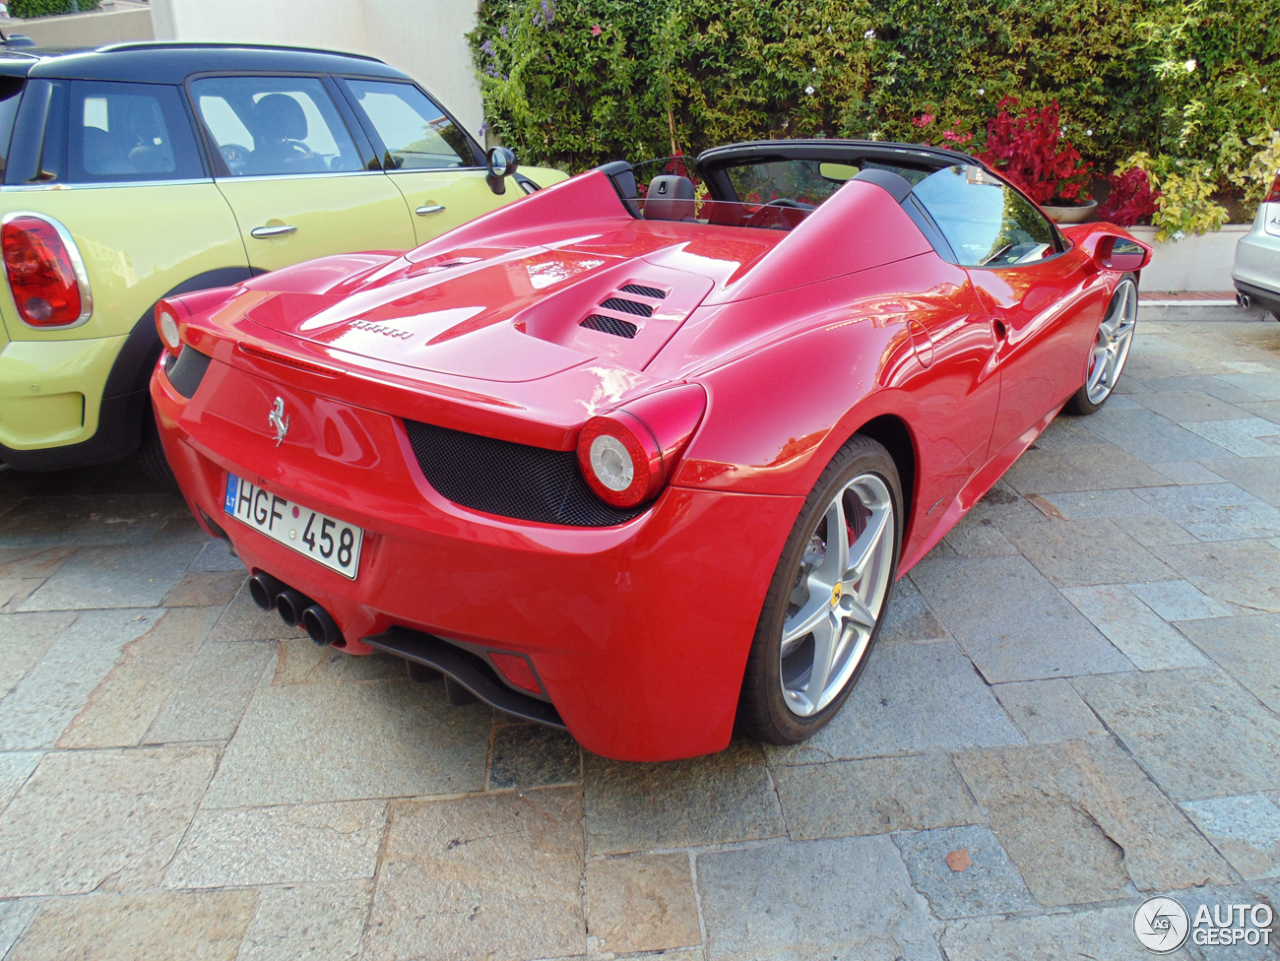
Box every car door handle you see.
[415,205,446,216]
[250,225,297,239]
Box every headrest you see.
[255,94,308,141]
[643,174,696,222]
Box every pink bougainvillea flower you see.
[912,112,935,128]
[591,24,601,35]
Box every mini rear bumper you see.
[151,355,801,761]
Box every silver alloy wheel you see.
[1085,279,1138,404]
[779,473,895,717]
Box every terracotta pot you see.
[1041,199,1097,224]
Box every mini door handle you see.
[415,205,446,216]
[250,225,297,239]
[992,319,1009,340]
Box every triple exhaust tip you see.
[248,571,345,648]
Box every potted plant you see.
[977,98,1096,223]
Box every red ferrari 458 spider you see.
[151,140,1150,761]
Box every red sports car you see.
[151,140,1150,761]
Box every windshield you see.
[637,195,813,231]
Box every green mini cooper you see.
[0,42,565,475]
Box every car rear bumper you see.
[151,354,802,761]
[1232,210,1280,298]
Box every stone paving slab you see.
[954,738,1233,905]
[1174,614,1280,712]
[1075,670,1280,800]
[0,609,164,750]
[363,788,585,961]
[773,752,983,839]
[767,640,1024,764]
[1133,483,1280,542]
[991,679,1108,743]
[1061,585,1210,670]
[237,880,373,961]
[1147,538,1280,613]
[941,903,1187,961]
[0,746,218,897]
[1000,517,1177,588]
[908,555,1133,683]
[585,853,700,955]
[203,679,491,807]
[164,799,387,889]
[0,611,75,700]
[6,890,258,961]
[892,824,1037,918]
[696,836,942,961]
[584,740,782,855]
[1179,794,1280,880]
[16,542,204,611]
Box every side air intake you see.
[579,314,638,339]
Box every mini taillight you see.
[1266,172,1280,205]
[1,214,91,328]
[576,384,707,508]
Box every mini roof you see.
[0,41,407,82]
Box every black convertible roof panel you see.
[0,42,408,83]
[697,139,979,175]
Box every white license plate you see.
[224,474,363,579]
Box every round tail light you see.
[576,384,707,509]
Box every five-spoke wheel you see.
[1068,275,1138,414]
[737,435,902,743]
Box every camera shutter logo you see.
[1134,896,1190,953]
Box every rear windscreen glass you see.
[0,76,24,180]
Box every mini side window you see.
[913,164,1059,268]
[68,81,204,184]
[191,76,362,177]
[342,79,473,170]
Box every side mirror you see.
[1094,235,1151,272]
[486,146,518,195]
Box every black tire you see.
[139,407,180,495]
[1064,273,1138,415]
[736,434,903,744]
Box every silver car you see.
[1233,173,1280,321]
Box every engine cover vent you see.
[599,297,653,318]
[619,283,666,299]
[579,314,638,339]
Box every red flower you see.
[1097,168,1160,227]
[591,24,601,36]
[912,112,935,128]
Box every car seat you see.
[643,174,696,222]
[250,94,324,173]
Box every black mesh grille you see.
[163,345,211,400]
[599,297,653,317]
[579,314,638,339]
[620,283,666,299]
[404,420,648,527]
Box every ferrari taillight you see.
[1,215,90,328]
[1266,171,1280,205]
[155,299,183,358]
[576,384,707,508]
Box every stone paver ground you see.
[1,316,1279,960]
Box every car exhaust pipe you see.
[248,571,286,611]
[301,604,345,648]
[1237,292,1253,309]
[275,587,313,627]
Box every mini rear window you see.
[66,80,204,184]
[0,77,23,180]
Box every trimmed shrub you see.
[10,0,100,17]
[470,0,1280,219]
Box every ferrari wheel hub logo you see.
[268,397,290,447]
[831,582,843,606]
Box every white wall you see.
[150,0,486,139]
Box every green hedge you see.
[10,0,100,18]
[470,0,1280,214]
